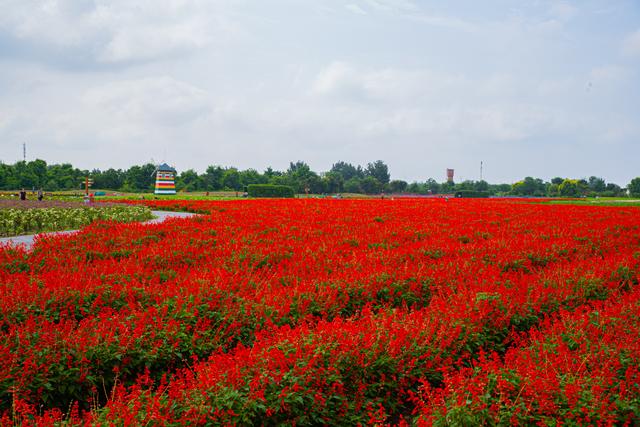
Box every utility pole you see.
[23,142,26,162]
[480,161,483,181]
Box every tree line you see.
[0,159,639,197]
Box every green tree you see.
[176,169,201,191]
[93,168,125,190]
[588,176,606,193]
[330,161,363,181]
[322,171,344,193]
[239,169,266,187]
[286,161,320,193]
[344,177,362,193]
[203,166,225,190]
[222,168,242,191]
[628,177,640,197]
[389,180,408,193]
[124,164,156,191]
[360,176,382,194]
[365,160,390,185]
[604,183,624,197]
[511,177,546,196]
[558,179,581,197]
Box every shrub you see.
[247,184,295,198]
[454,190,490,198]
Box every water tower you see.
[154,163,177,195]
[446,168,455,183]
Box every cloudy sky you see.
[0,0,639,184]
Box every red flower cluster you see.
[0,199,638,425]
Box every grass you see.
[542,197,640,207]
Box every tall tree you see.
[628,177,640,197]
[203,166,225,191]
[330,161,363,181]
[365,160,390,185]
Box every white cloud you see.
[0,0,236,64]
[312,62,365,98]
[362,0,417,13]
[345,4,367,15]
[83,76,210,126]
[622,29,640,57]
[549,2,577,21]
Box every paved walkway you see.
[0,210,198,250]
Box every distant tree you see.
[124,164,156,191]
[365,160,390,185]
[558,179,581,197]
[177,169,201,191]
[222,168,241,191]
[628,177,640,197]
[203,166,225,190]
[330,161,363,181]
[307,174,326,194]
[28,159,48,188]
[322,171,344,193]
[239,169,266,187]
[511,177,546,196]
[440,180,456,194]
[94,168,125,190]
[475,180,489,192]
[456,180,476,191]
[344,177,362,193]
[547,183,560,196]
[0,163,7,189]
[603,182,624,197]
[264,167,282,181]
[588,176,606,193]
[287,161,320,193]
[389,180,408,193]
[360,176,383,194]
[406,182,423,194]
[551,177,564,185]
[424,179,441,194]
[491,183,511,195]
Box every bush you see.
[247,184,295,198]
[455,190,490,198]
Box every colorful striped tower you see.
[154,163,177,195]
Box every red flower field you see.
[0,199,638,425]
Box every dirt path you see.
[0,210,198,249]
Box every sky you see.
[0,0,639,184]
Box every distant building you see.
[154,163,177,195]
[447,169,455,183]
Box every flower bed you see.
[0,203,153,237]
[0,199,638,425]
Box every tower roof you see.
[157,163,176,173]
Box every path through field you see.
[0,210,197,249]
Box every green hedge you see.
[454,190,490,198]
[247,185,295,198]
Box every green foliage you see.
[0,159,629,198]
[247,184,295,198]
[558,179,583,197]
[628,177,640,197]
[365,160,390,184]
[511,177,546,196]
[455,190,490,198]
